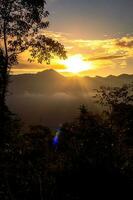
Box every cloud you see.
[87,54,126,61]
[12,31,133,76]
[116,37,133,48]
[13,63,65,70]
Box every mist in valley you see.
[7,91,98,128]
[7,69,133,128]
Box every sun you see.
[59,54,92,73]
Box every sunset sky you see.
[14,0,133,77]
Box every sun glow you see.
[59,54,93,73]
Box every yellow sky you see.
[13,31,133,77]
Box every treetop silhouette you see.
[0,0,66,113]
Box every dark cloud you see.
[116,39,133,48]
[87,54,126,61]
[13,63,44,70]
[13,63,66,70]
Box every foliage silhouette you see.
[0,1,133,198]
[0,0,66,119]
[95,84,133,177]
[0,102,133,199]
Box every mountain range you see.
[7,69,133,128]
[9,69,133,95]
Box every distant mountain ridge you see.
[9,69,133,95]
[7,69,133,127]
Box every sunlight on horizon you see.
[59,54,93,74]
[12,31,133,77]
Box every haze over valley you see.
[7,69,133,128]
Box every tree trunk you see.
[0,20,9,139]
[0,66,9,141]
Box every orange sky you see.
[12,31,133,77]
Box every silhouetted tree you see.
[95,84,133,176]
[0,1,66,198]
[0,0,66,121]
[60,105,115,168]
[53,105,132,199]
[0,104,132,199]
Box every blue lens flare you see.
[52,127,61,147]
[53,135,59,146]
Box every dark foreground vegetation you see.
[0,84,133,200]
[0,1,133,199]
